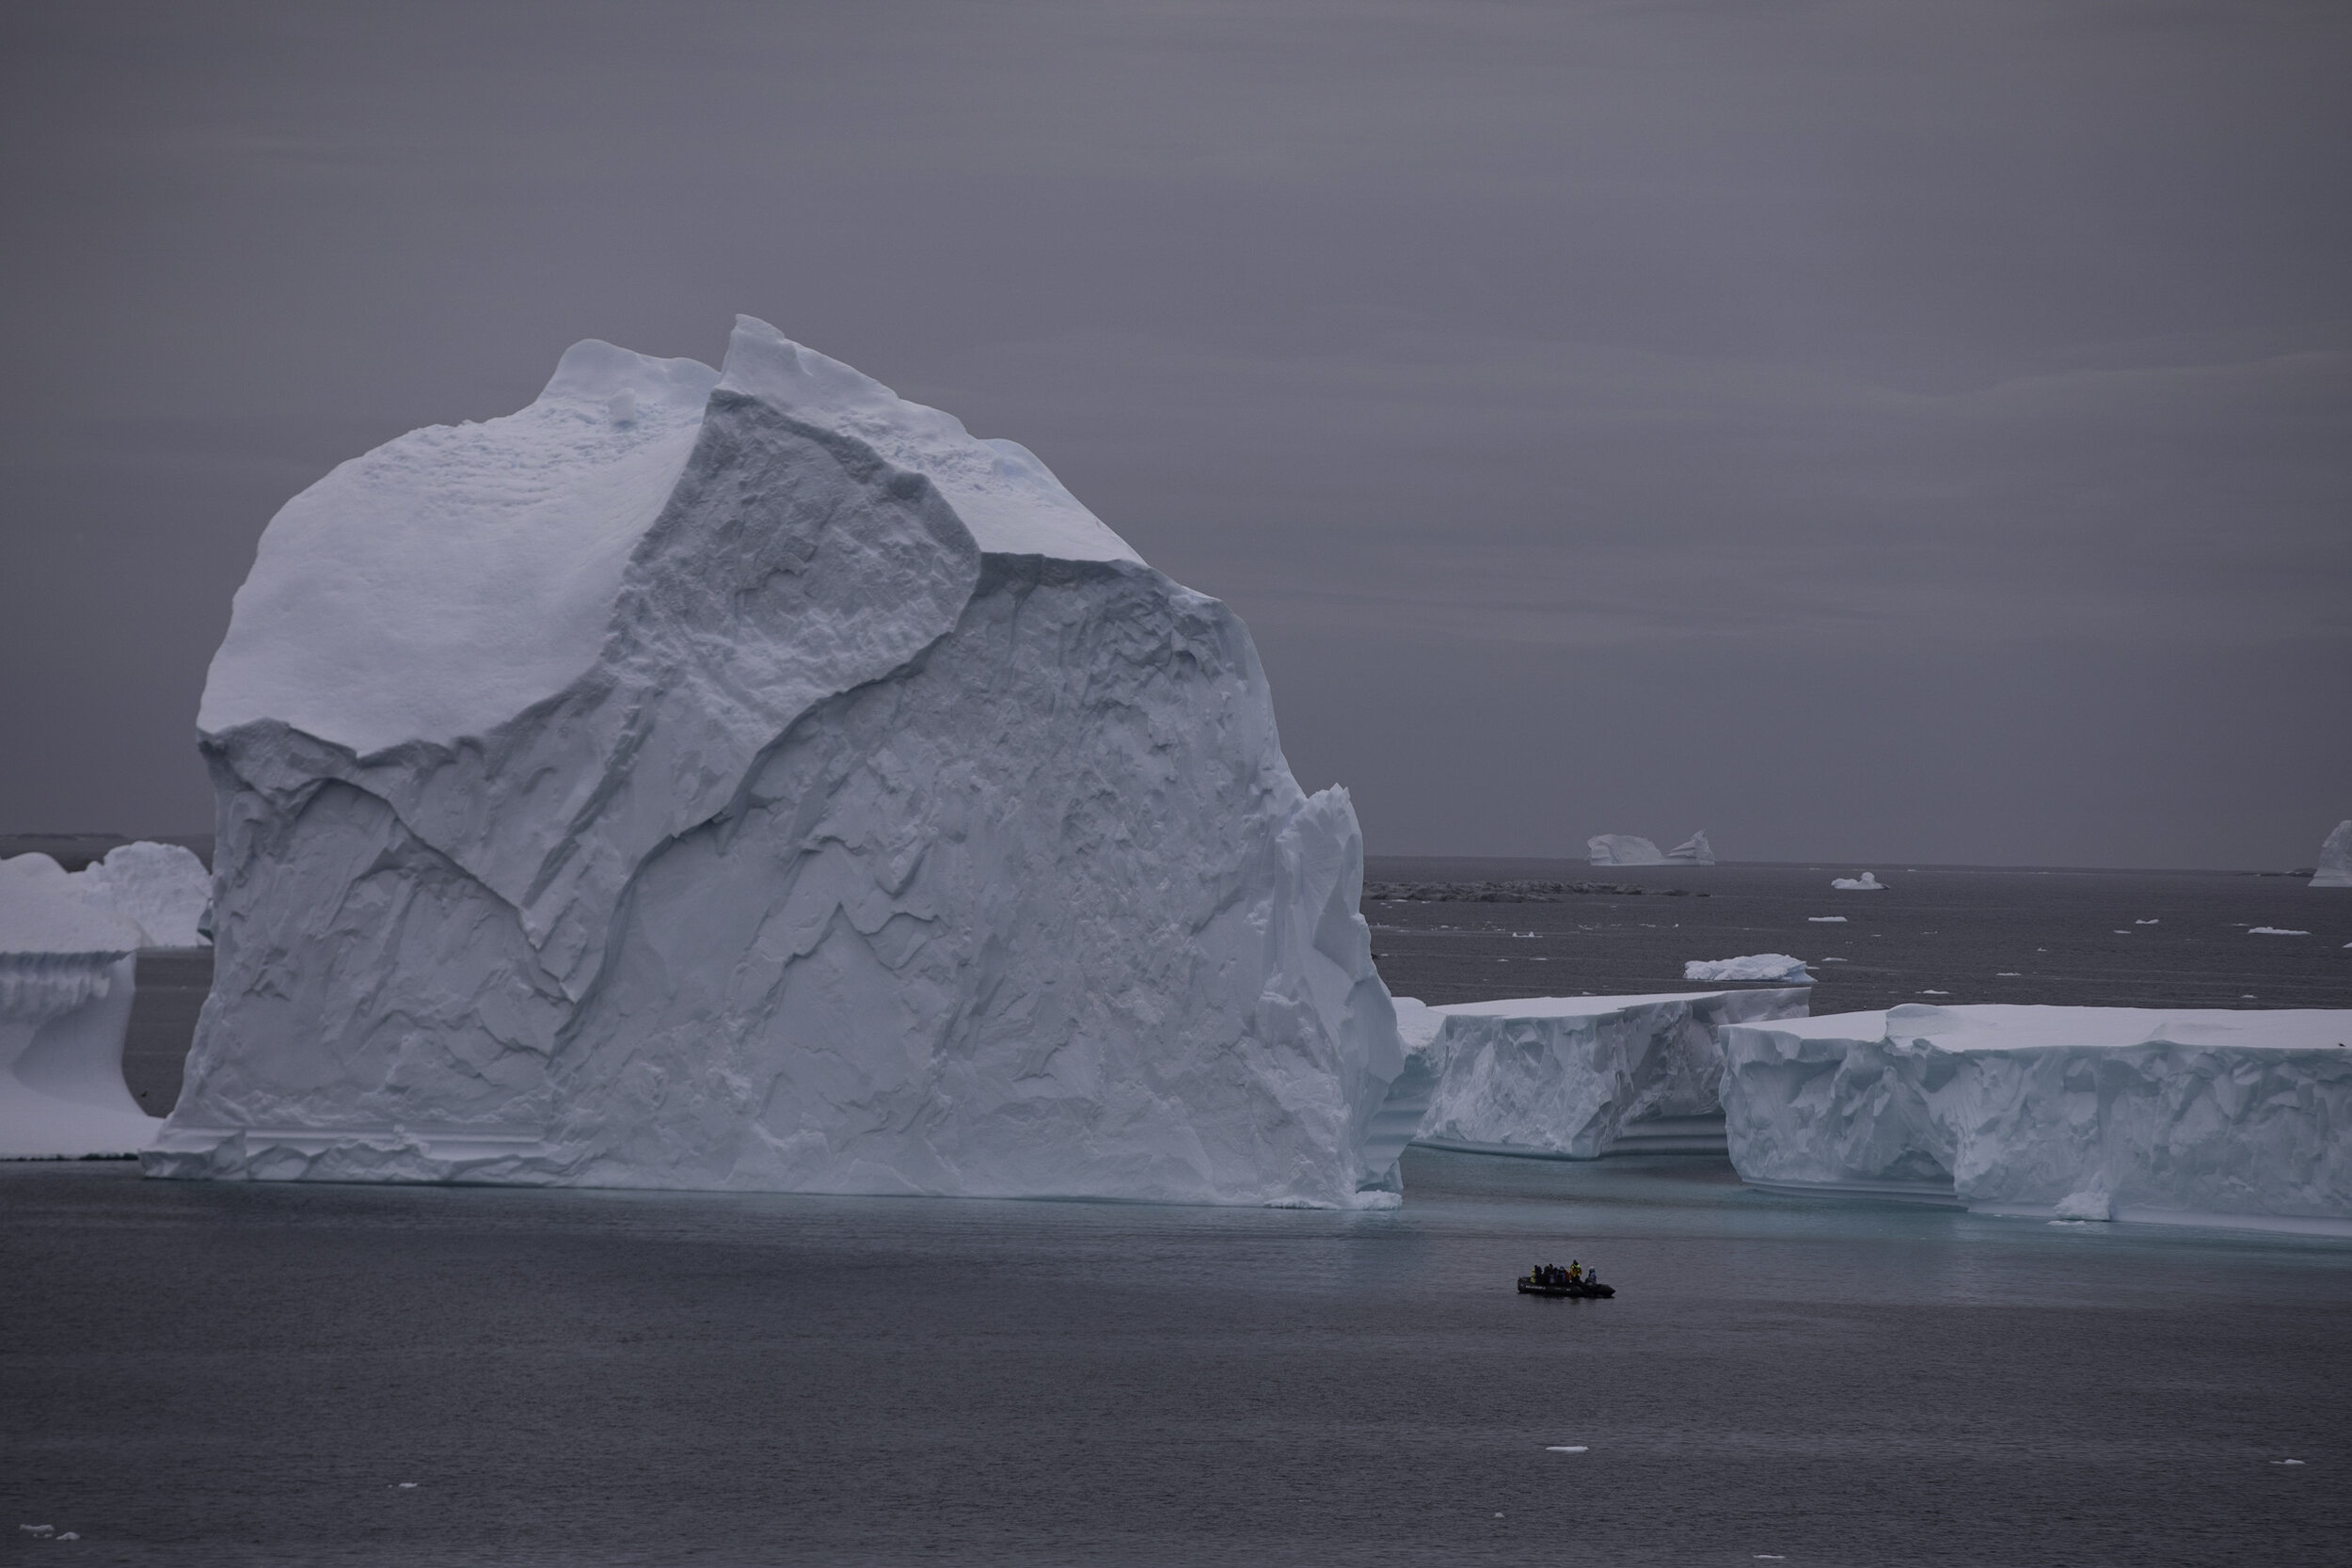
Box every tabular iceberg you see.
[1406,989,1812,1159]
[1683,954,1811,984]
[151,316,1406,1206]
[2312,821,2352,889]
[1721,1005,2352,1235]
[1,855,160,1157]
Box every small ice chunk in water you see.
[22,1525,55,1535]
[397,1482,419,1489]
[2136,919,2159,926]
[1808,916,1847,924]
[2273,1458,2305,1465]
[2249,927,2310,937]
[1545,1445,1589,1452]
[56,1533,78,1542]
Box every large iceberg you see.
[1721,1005,2352,1235]
[2312,820,2352,888]
[1,855,161,1157]
[76,842,213,947]
[1404,989,1812,1159]
[151,317,1406,1206]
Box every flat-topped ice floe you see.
[1721,1005,2352,1235]
[1,855,161,1158]
[154,317,1405,1207]
[1683,954,1811,984]
[1396,988,1812,1161]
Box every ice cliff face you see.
[154,317,1404,1205]
[1722,1005,2352,1235]
[2312,820,2352,888]
[1,854,158,1157]
[1406,989,1811,1159]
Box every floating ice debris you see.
[1684,954,1812,983]
[2274,1459,2306,1465]
[2113,930,2132,935]
[1996,972,2022,977]
[397,1482,419,1490]
[2249,927,2310,936]
[1808,916,1847,924]
[22,1525,55,1535]
[1830,872,1885,891]
[1756,1557,1787,1561]
[1545,1445,1589,1453]
[1820,957,1849,963]
[2136,919,2159,926]
[1919,990,1949,994]
[56,1534,77,1542]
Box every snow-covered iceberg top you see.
[159,318,1403,1207]
[1722,1004,2352,1235]
[2312,820,2351,889]
[1830,872,1885,891]
[1402,988,1811,1159]
[1683,954,1810,984]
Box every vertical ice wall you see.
[153,317,1406,1205]
[1722,1005,2352,1234]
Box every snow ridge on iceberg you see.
[156,317,1405,1206]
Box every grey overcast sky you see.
[2,0,2345,868]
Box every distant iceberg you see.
[1683,954,1811,984]
[1666,832,1714,865]
[1720,1005,2352,1235]
[1400,988,1811,1160]
[1830,872,1886,891]
[0,854,161,1158]
[2312,820,2352,889]
[1586,835,1663,866]
[1587,832,1713,867]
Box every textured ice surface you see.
[154,317,1404,1206]
[1830,873,1886,891]
[1406,989,1812,1158]
[0,855,159,1157]
[2312,821,2351,889]
[1683,954,1811,983]
[1721,1004,2352,1234]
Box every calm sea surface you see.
[1361,858,2352,1013]
[4,1156,2348,1567]
[7,860,2349,1565]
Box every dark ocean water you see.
[4,1156,2348,1568]
[8,858,2348,1564]
[1361,858,2352,1013]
